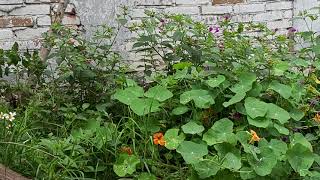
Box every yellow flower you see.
[313,113,320,123]
[249,130,261,144]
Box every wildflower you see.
[153,132,166,146]
[313,113,320,123]
[120,146,133,155]
[0,112,4,120]
[288,27,297,33]
[209,26,220,33]
[249,130,260,144]
[209,26,214,32]
[7,112,16,122]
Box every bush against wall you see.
[1,8,320,179]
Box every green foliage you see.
[2,7,320,180]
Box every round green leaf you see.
[222,152,242,170]
[274,123,289,135]
[247,146,277,176]
[287,144,314,176]
[266,103,290,124]
[193,156,220,178]
[129,98,160,116]
[176,141,208,164]
[164,129,185,150]
[230,72,256,94]
[244,97,268,119]
[172,106,190,115]
[113,154,140,177]
[247,117,271,128]
[203,118,236,146]
[113,86,144,105]
[240,167,256,180]
[180,89,215,108]
[145,85,173,102]
[290,133,313,151]
[181,121,205,135]
[290,108,305,121]
[206,75,226,88]
[223,92,246,107]
[269,81,292,99]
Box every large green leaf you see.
[113,86,144,105]
[181,121,205,135]
[164,129,185,150]
[230,72,256,94]
[172,106,190,115]
[223,92,246,107]
[269,81,292,99]
[203,118,236,146]
[180,89,214,108]
[206,75,226,88]
[176,141,208,164]
[266,103,290,124]
[244,97,268,119]
[290,133,313,151]
[247,145,277,176]
[240,167,256,180]
[214,143,242,170]
[145,85,173,102]
[113,154,140,177]
[259,139,287,160]
[129,98,160,116]
[222,152,242,170]
[193,156,220,178]
[287,144,314,176]
[247,117,271,128]
[290,108,305,121]
[274,123,289,135]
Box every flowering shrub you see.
[1,8,320,180]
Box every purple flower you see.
[209,26,220,33]
[160,19,165,23]
[274,28,279,32]
[223,14,231,21]
[214,27,220,33]
[288,27,297,33]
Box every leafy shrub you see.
[1,7,320,180]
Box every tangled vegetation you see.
[1,8,320,179]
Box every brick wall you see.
[0,0,80,50]
[131,0,293,33]
[0,0,312,56]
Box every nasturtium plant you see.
[180,89,214,108]
[171,106,190,115]
[203,118,236,146]
[113,154,140,177]
[244,97,268,119]
[206,75,226,88]
[176,141,208,164]
[144,85,173,102]
[181,121,204,135]
[164,129,185,150]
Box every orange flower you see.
[120,146,133,155]
[313,113,320,123]
[153,132,166,146]
[249,130,261,144]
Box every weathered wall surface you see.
[0,0,319,61]
[0,0,81,50]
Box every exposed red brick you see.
[212,0,243,5]
[0,16,33,28]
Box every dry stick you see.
[40,0,70,61]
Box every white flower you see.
[0,112,4,120]
[7,112,16,122]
